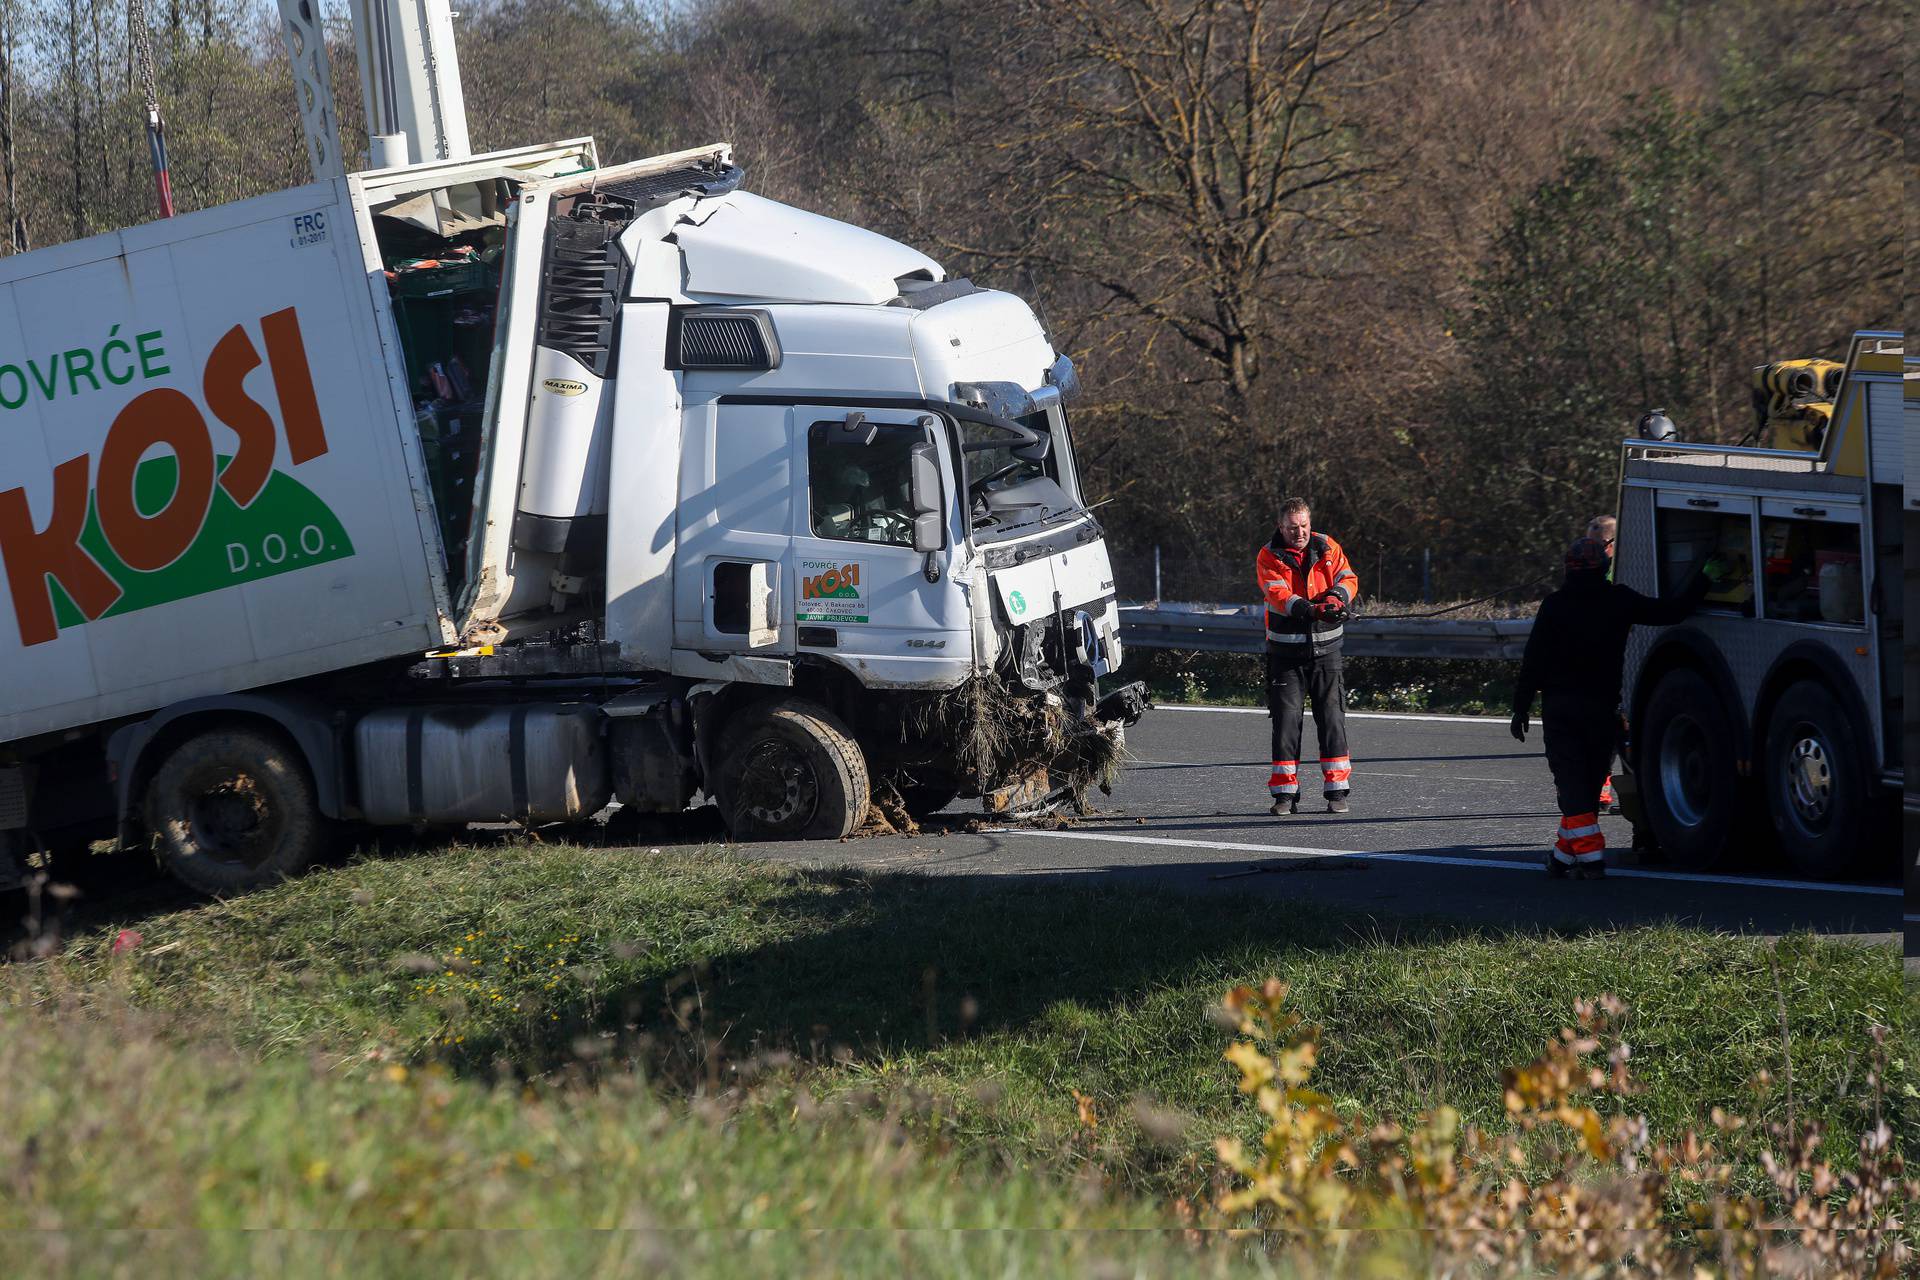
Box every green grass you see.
[5,841,1912,1269]
[2,1003,1216,1276]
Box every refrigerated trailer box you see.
[0,137,738,746]
[1,136,647,744]
[0,182,452,744]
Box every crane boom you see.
[275,0,347,182]
[275,0,471,182]
[353,0,471,168]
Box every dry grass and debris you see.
[908,674,1131,816]
[1211,979,1913,1276]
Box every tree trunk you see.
[90,0,111,214]
[0,0,21,252]
[67,6,86,241]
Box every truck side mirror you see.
[913,512,943,554]
[909,440,944,553]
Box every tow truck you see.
[1614,331,1903,879]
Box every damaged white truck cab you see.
[607,187,1119,695]
[0,140,1144,895]
[509,155,1143,828]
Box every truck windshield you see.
[962,405,1082,535]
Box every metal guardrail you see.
[1120,603,1533,660]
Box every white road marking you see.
[1130,760,1523,784]
[989,828,1902,897]
[1153,703,1508,725]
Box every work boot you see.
[1575,860,1607,881]
[1325,793,1350,814]
[1546,851,1569,879]
[1269,797,1298,816]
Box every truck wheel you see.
[1763,681,1867,878]
[144,728,326,895]
[1639,668,1738,867]
[716,699,869,841]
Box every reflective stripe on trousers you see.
[1268,760,1300,797]
[1321,755,1351,793]
[1265,625,1344,644]
[1553,811,1606,866]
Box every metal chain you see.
[128,0,158,116]
[127,0,172,217]
[1356,572,1557,621]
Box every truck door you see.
[789,406,971,683]
[673,400,796,657]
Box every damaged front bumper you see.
[982,680,1152,818]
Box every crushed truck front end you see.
[628,193,1145,819]
[906,288,1142,813]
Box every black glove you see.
[1510,710,1529,742]
[1312,598,1346,622]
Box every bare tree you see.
[938,0,1426,406]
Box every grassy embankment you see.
[5,839,1911,1274]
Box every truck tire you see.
[1638,668,1738,867]
[715,698,869,841]
[1762,681,1868,878]
[144,728,326,895]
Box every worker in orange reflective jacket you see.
[1256,497,1360,815]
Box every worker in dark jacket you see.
[1256,498,1360,815]
[1511,537,1728,878]
[1585,512,1621,809]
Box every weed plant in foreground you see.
[1211,979,1914,1276]
[4,841,1912,1271]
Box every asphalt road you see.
[737,704,1905,945]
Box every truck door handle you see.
[1791,506,1827,517]
[1685,498,1719,509]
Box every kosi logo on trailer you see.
[0,306,352,647]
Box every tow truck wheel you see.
[716,699,870,841]
[1763,681,1867,878]
[1639,668,1737,867]
[144,728,326,895]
